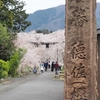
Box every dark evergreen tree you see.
[0,0,31,33]
[0,23,14,61]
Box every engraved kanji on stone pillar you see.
[64,0,98,100]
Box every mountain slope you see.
[26,3,100,32]
[25,5,65,32]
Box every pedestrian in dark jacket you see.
[44,62,48,71]
[54,61,59,75]
[51,62,54,72]
[33,66,37,74]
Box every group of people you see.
[33,61,49,74]
[51,61,61,75]
[33,60,61,75]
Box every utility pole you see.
[57,48,58,62]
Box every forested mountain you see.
[25,5,65,32]
[26,3,100,32]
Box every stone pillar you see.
[64,0,98,100]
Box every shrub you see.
[8,48,26,77]
[1,71,8,78]
[0,60,9,78]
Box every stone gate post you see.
[64,0,98,100]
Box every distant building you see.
[97,28,100,34]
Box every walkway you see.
[0,70,64,100]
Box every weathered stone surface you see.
[64,0,98,100]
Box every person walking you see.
[51,62,54,72]
[54,61,59,75]
[44,61,48,71]
[33,66,37,74]
[40,62,44,73]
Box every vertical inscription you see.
[68,0,89,39]
[71,7,88,28]
[70,86,88,100]
[70,63,87,78]
[66,40,90,99]
[70,41,86,60]
[64,0,97,100]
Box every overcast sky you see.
[22,0,100,14]
[22,0,65,13]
